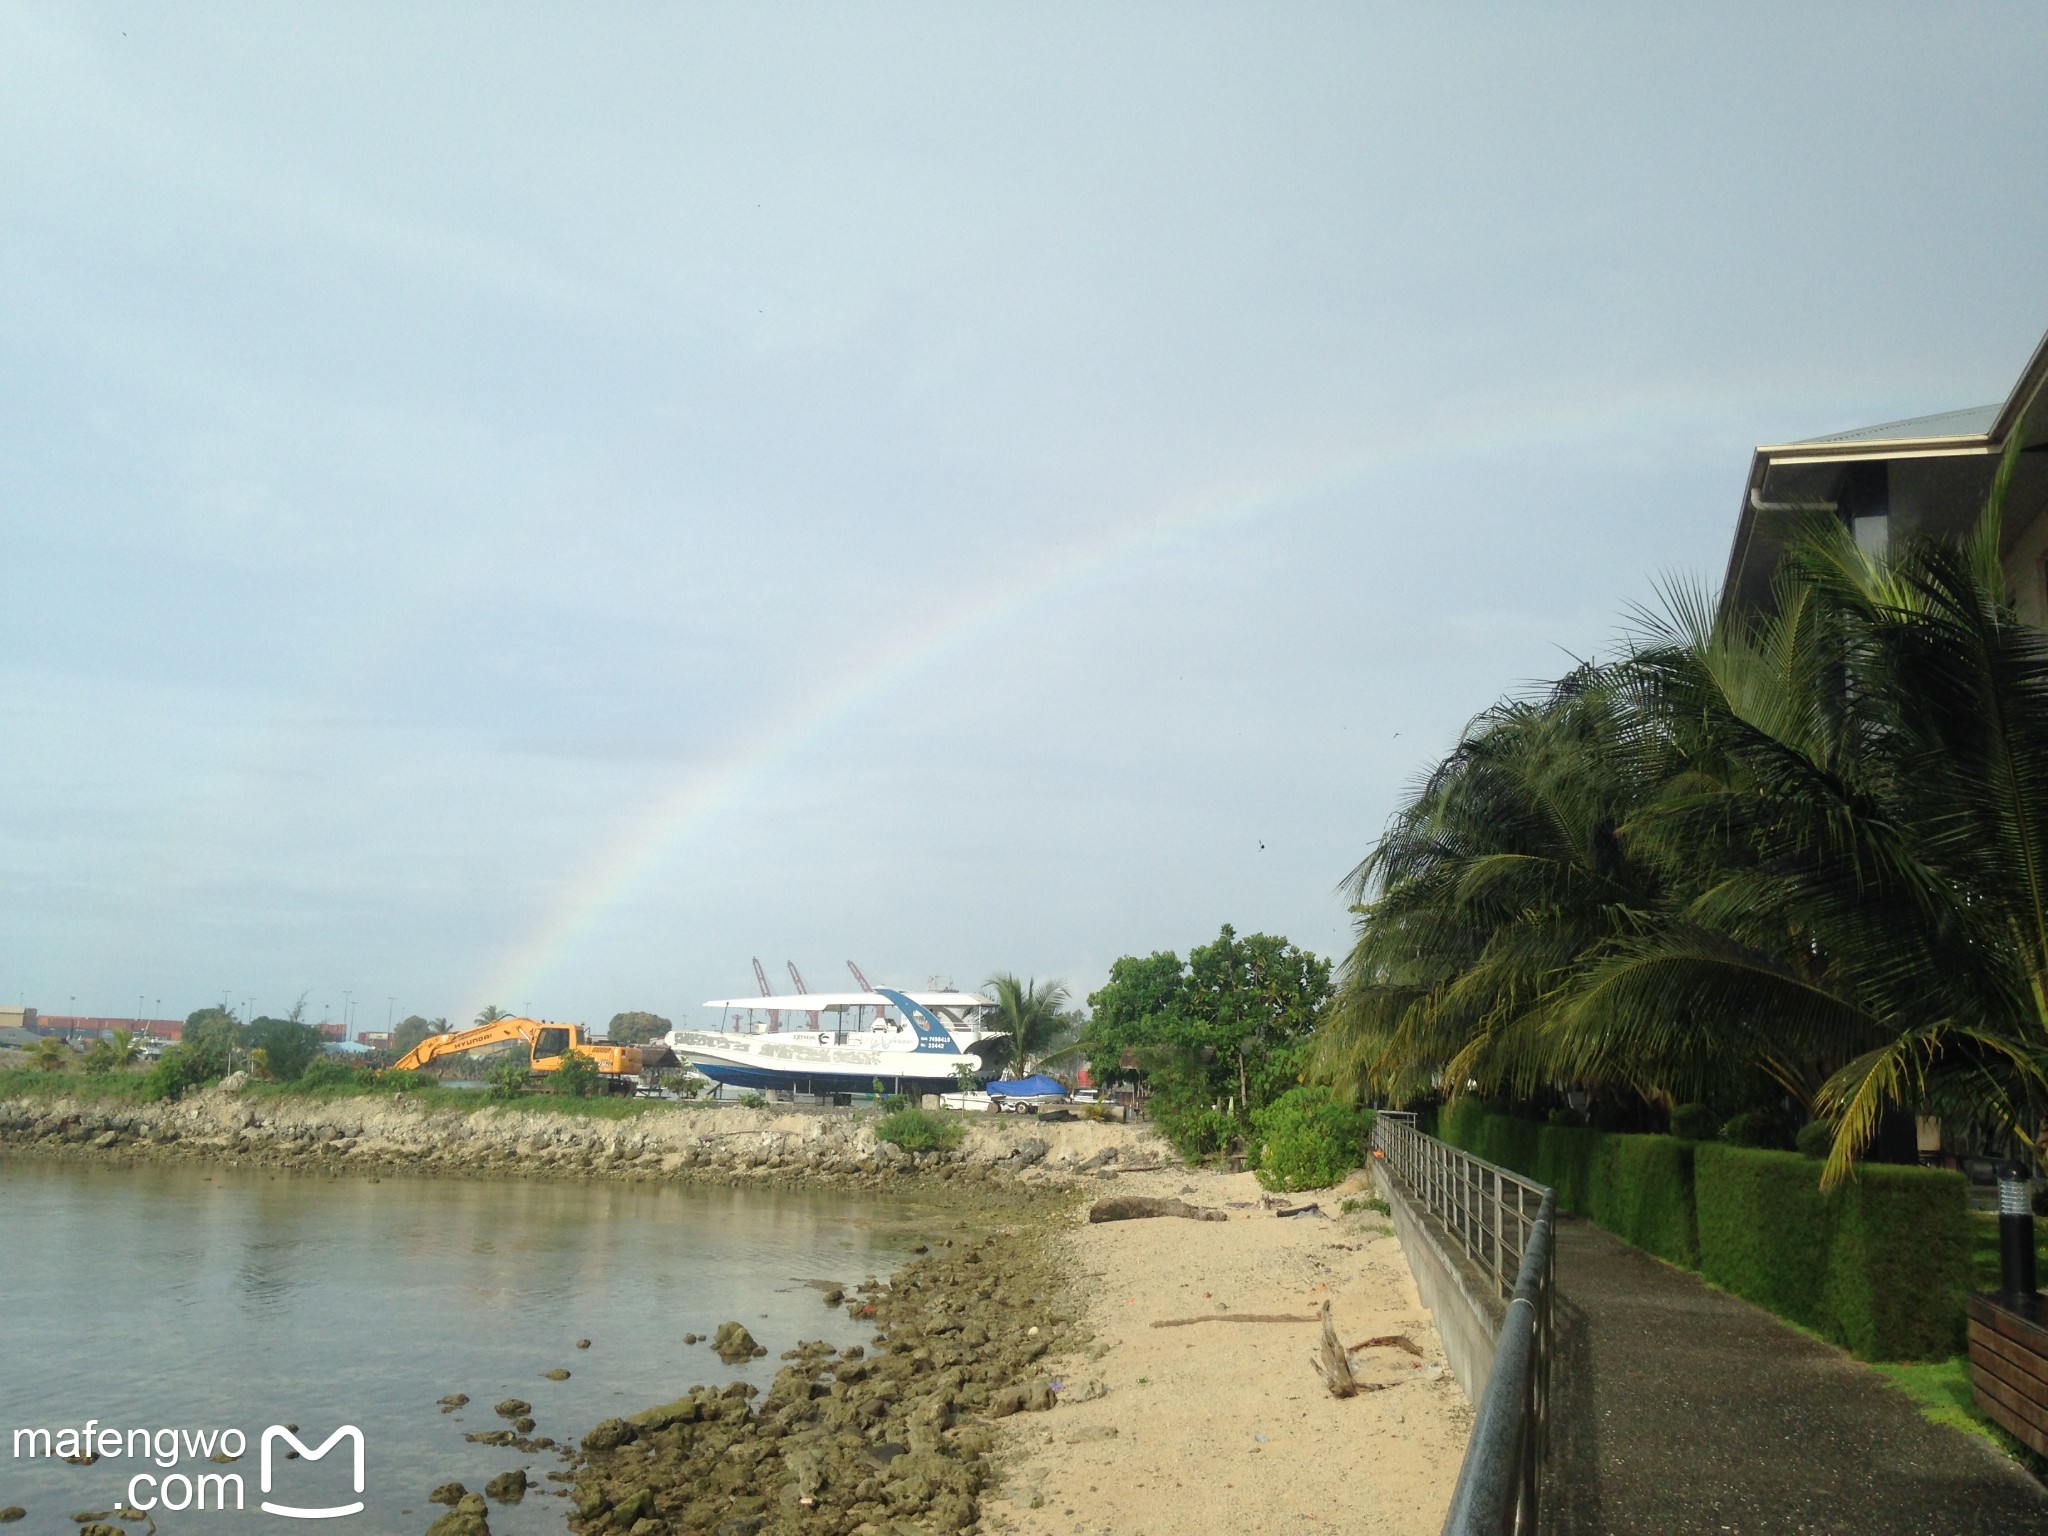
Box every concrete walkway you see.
[1546,1217,2048,1536]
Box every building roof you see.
[1722,327,2048,616]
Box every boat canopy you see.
[702,990,995,1013]
[987,1074,1068,1098]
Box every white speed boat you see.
[666,986,1007,1096]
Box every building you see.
[1722,329,2048,624]
[0,1006,38,1034]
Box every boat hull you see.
[669,1028,985,1097]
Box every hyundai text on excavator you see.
[390,1016,670,1088]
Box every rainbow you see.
[471,370,1939,1010]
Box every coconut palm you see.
[1322,467,2048,1181]
[29,1037,68,1072]
[983,974,1081,1075]
[474,1003,509,1027]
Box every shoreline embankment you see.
[0,1086,1163,1189]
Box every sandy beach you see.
[984,1164,1470,1536]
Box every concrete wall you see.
[1378,1162,1507,1410]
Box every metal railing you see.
[1374,1112,1555,1536]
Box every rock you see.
[491,1399,530,1419]
[1007,1138,1049,1168]
[1061,1378,1108,1402]
[218,1070,250,1092]
[1076,1146,1120,1171]
[78,1525,121,1536]
[437,1393,469,1411]
[1064,1423,1119,1443]
[711,1321,762,1363]
[575,1338,592,1349]
[820,1287,844,1306]
[91,1130,120,1149]
[580,1418,639,1453]
[483,1469,527,1503]
[542,1368,570,1380]
[429,1482,468,1505]
[1087,1195,1228,1223]
[0,1510,19,1524]
[424,1491,491,1536]
[511,1417,535,1433]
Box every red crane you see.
[786,962,820,1028]
[751,957,781,1032]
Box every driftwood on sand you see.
[1087,1196,1229,1224]
[1311,1299,1358,1398]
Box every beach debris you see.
[1087,1195,1228,1224]
[1151,1312,1317,1328]
[542,1368,571,1380]
[484,1468,527,1503]
[1348,1333,1424,1359]
[1275,1202,1322,1219]
[712,1321,767,1362]
[1312,1300,1359,1398]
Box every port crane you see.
[752,958,782,1031]
[786,961,820,1028]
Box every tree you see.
[83,1029,140,1076]
[982,975,1079,1074]
[474,1003,510,1027]
[29,1037,68,1073]
[1316,483,2048,1183]
[391,1015,443,1060]
[606,1011,673,1045]
[1084,926,1332,1158]
[246,1017,323,1082]
[181,1008,244,1081]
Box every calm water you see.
[0,1159,934,1534]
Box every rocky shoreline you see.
[548,1219,1086,1536]
[0,1087,1159,1189]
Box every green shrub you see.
[485,1059,530,1100]
[1588,1134,1698,1267]
[873,1107,964,1153]
[740,1090,770,1109]
[1719,1110,1782,1148]
[1695,1144,1967,1360]
[1251,1087,1373,1191]
[1475,1114,1540,1177]
[1794,1121,1831,1160]
[1533,1125,1599,1215]
[1669,1103,1717,1142]
[549,1051,602,1098]
[137,1047,210,1102]
[1439,1098,1488,1151]
[294,1059,375,1092]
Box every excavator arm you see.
[392,1017,546,1073]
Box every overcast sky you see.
[6,4,2048,1029]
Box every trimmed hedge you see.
[1695,1144,1968,1360]
[1589,1133,1698,1268]
[1438,1104,1966,1359]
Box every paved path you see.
[1545,1216,2048,1536]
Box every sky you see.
[6,3,2048,1032]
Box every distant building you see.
[0,1006,38,1033]
[1725,329,2048,624]
[33,1015,183,1041]
[356,1031,392,1049]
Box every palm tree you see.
[983,974,1081,1076]
[1320,475,2048,1182]
[474,1004,509,1027]
[29,1037,68,1073]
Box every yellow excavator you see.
[391,1016,667,1088]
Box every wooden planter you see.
[1967,1292,2048,1454]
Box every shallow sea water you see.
[0,1157,934,1534]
